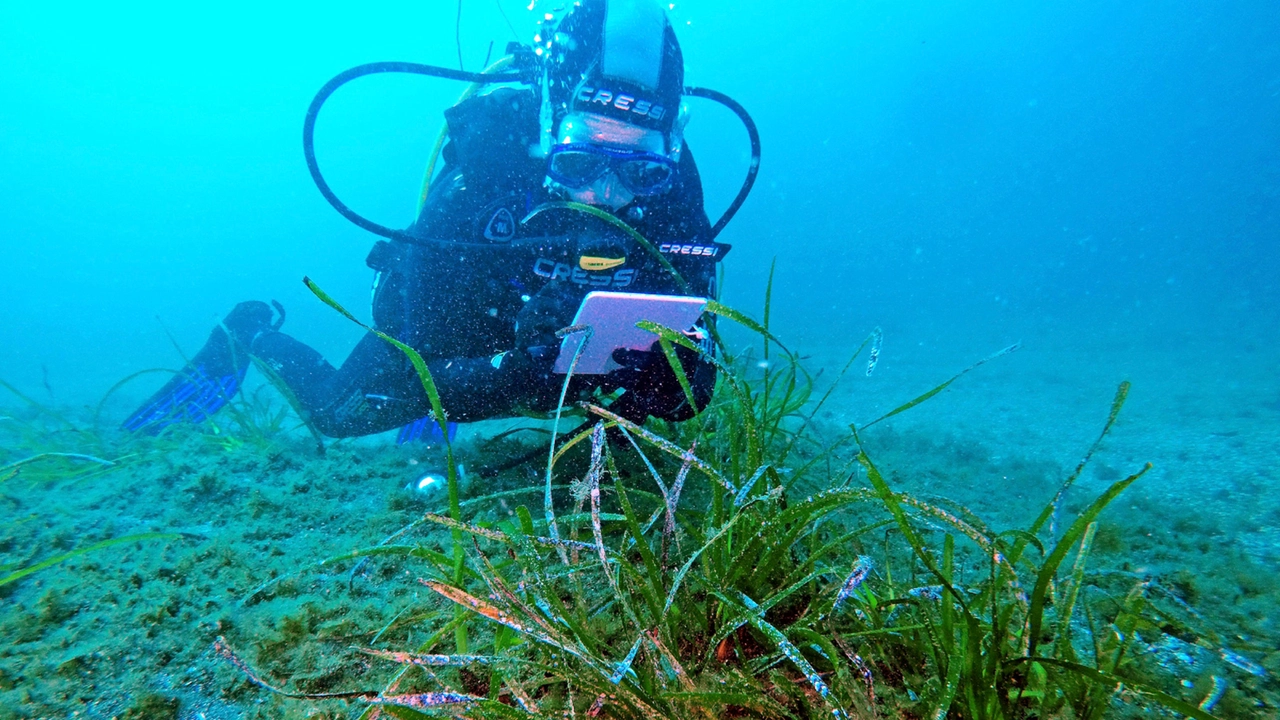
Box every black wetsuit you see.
[248,88,724,438]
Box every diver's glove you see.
[514,287,578,350]
[605,342,711,423]
[501,292,575,412]
[605,345,660,399]
[611,347,658,373]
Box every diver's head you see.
[537,0,686,211]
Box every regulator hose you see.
[302,63,760,242]
[683,86,761,240]
[302,61,529,241]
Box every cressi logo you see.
[579,255,626,271]
[659,243,719,257]
[575,86,665,121]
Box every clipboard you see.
[552,291,709,375]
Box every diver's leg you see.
[123,302,278,434]
[249,330,435,438]
[125,301,453,439]
[275,340,570,434]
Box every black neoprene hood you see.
[539,0,685,139]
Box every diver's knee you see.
[305,413,361,439]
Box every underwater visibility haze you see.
[1,0,1277,717]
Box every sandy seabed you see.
[1,322,1277,719]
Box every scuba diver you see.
[125,0,753,440]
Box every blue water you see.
[0,0,1276,407]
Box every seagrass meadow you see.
[1,293,1277,719]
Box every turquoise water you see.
[2,1,1274,399]
[1,0,1277,716]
